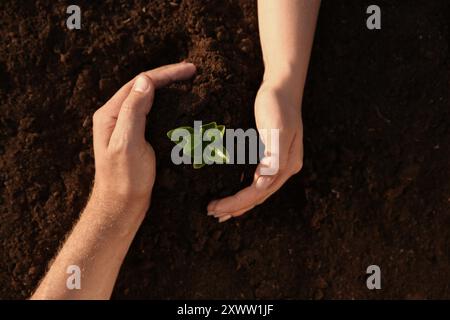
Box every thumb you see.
[109,74,154,147]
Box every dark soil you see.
[0,0,449,299]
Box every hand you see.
[208,80,304,222]
[91,62,196,218]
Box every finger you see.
[109,75,154,147]
[103,62,196,116]
[259,127,294,175]
[144,62,197,87]
[92,62,196,151]
[215,206,254,220]
[93,107,118,156]
[207,155,280,215]
[208,166,282,215]
[255,128,302,179]
[207,183,260,215]
[211,170,292,217]
[218,215,233,223]
[207,130,296,215]
[242,133,304,215]
[225,133,304,217]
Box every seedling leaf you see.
[167,122,227,169]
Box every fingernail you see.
[256,176,273,190]
[219,215,232,223]
[133,75,149,92]
[207,211,215,216]
[183,61,196,69]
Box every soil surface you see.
[0,0,448,299]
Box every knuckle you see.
[139,73,155,90]
[292,159,303,174]
[92,109,112,129]
[105,147,119,160]
[107,140,132,158]
[234,193,243,204]
[92,110,104,124]
[121,101,136,112]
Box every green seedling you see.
[167,122,229,168]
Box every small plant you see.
[167,122,229,168]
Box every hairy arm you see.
[31,195,147,299]
[31,62,196,299]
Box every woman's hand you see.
[208,79,304,222]
[207,0,319,222]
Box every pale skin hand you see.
[208,0,321,222]
[31,62,196,300]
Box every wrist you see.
[259,76,303,109]
[262,66,305,103]
[86,186,149,232]
[263,60,306,84]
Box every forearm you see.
[30,63,195,299]
[31,191,148,300]
[258,0,320,102]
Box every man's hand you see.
[91,62,197,219]
[31,62,196,300]
[207,80,303,222]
